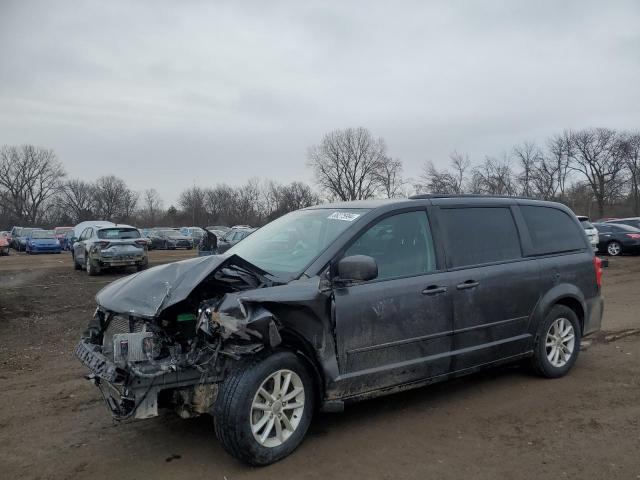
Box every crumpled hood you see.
[96,255,228,317]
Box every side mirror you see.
[336,255,378,284]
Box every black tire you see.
[213,350,316,466]
[73,252,81,270]
[531,305,581,378]
[606,241,622,256]
[137,259,148,271]
[86,256,101,276]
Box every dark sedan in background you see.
[593,222,640,256]
[148,229,194,250]
[605,217,640,230]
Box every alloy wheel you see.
[607,242,621,256]
[250,369,305,448]
[545,317,575,368]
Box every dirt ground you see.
[0,250,639,480]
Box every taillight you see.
[593,256,602,288]
[97,241,110,249]
[625,233,640,239]
[135,240,147,247]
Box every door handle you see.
[457,280,479,290]
[422,285,448,295]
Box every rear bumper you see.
[97,253,146,266]
[28,245,61,253]
[584,295,604,336]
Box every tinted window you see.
[521,206,585,254]
[97,228,141,240]
[344,211,436,280]
[610,223,640,233]
[440,207,521,267]
[594,224,611,233]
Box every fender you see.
[530,283,587,336]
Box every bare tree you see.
[547,133,572,200]
[513,142,544,197]
[178,185,207,226]
[418,152,470,194]
[0,145,65,224]
[140,188,164,225]
[60,179,96,222]
[94,175,138,222]
[375,157,405,198]
[308,127,388,201]
[567,128,627,218]
[470,155,516,195]
[619,131,640,215]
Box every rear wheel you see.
[607,241,622,256]
[531,305,581,378]
[213,351,315,466]
[86,256,101,276]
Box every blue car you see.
[26,230,62,254]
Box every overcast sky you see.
[1,0,639,205]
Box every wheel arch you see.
[278,327,326,408]
[537,286,586,335]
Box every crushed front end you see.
[74,254,282,421]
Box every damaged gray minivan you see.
[75,195,603,465]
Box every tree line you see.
[1,126,639,229]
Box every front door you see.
[333,210,454,396]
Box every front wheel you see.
[607,241,622,256]
[531,305,581,378]
[213,351,315,466]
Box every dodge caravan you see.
[75,195,603,465]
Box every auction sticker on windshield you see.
[328,212,361,221]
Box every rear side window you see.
[521,206,585,254]
[439,207,521,268]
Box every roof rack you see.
[409,193,535,200]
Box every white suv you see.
[577,216,599,251]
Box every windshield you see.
[55,227,73,234]
[97,228,141,239]
[31,230,55,239]
[228,208,368,276]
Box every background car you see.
[0,233,10,255]
[73,225,148,275]
[215,226,256,253]
[576,215,599,251]
[60,230,76,251]
[14,227,43,252]
[148,229,194,250]
[180,226,206,246]
[26,230,62,254]
[9,226,22,250]
[53,226,74,244]
[206,225,230,235]
[605,217,640,229]
[593,222,640,256]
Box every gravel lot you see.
[1,250,639,479]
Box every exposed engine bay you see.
[75,254,300,421]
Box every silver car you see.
[73,225,148,276]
